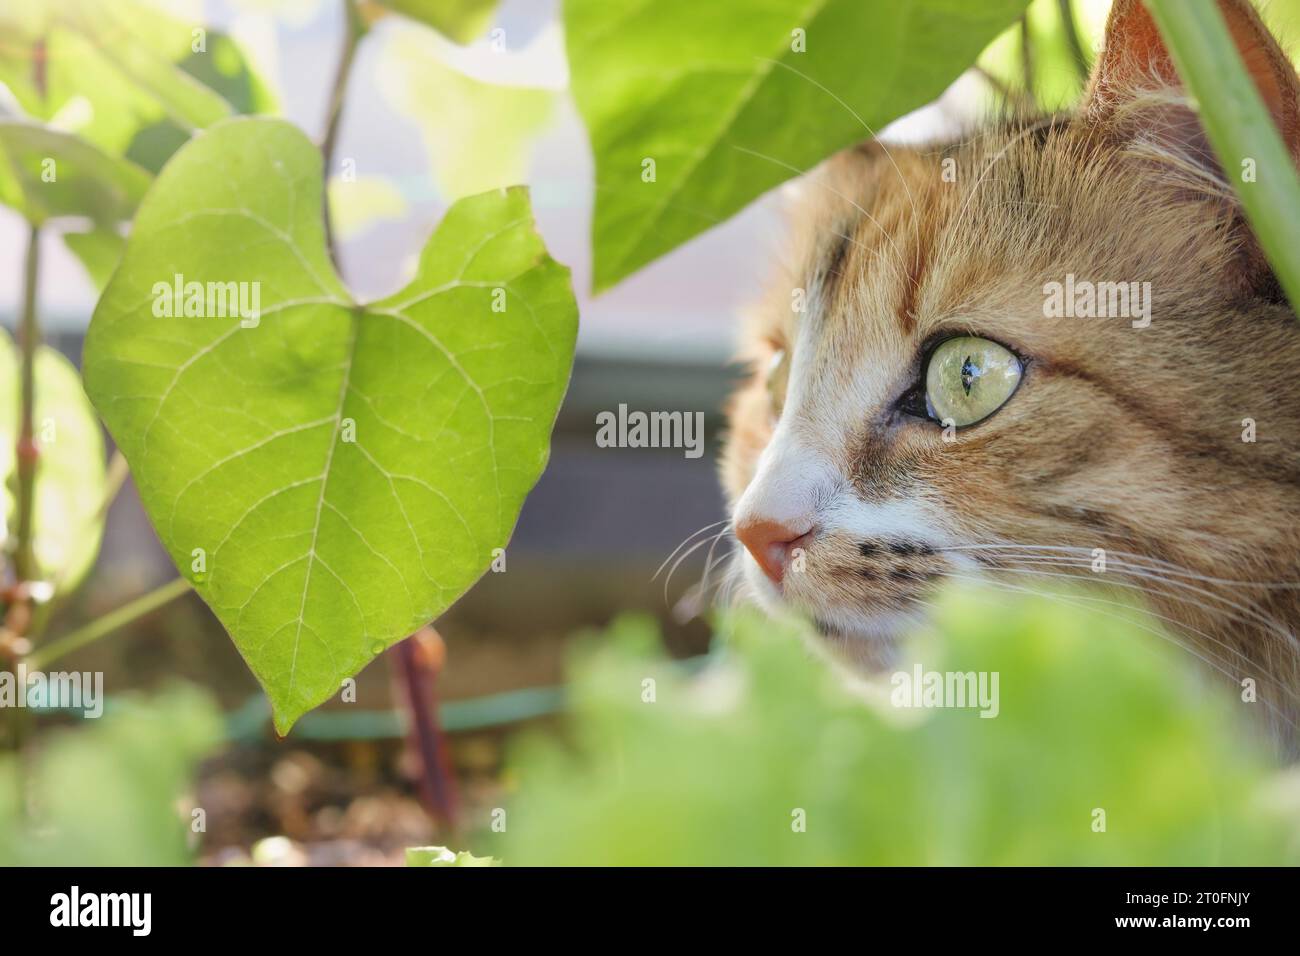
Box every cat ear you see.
[1083,0,1300,162]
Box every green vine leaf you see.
[374,0,501,44]
[565,0,1031,291]
[83,117,577,734]
[0,120,150,226]
[0,684,223,866]
[0,0,272,285]
[0,0,274,172]
[0,330,107,592]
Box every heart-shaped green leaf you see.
[83,117,577,733]
[565,0,1031,291]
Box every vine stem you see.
[2,225,42,770]
[1,11,45,778]
[1018,14,1035,104]
[320,0,364,266]
[97,450,129,522]
[1057,0,1090,84]
[395,628,460,831]
[974,65,1032,112]
[27,577,192,670]
[13,224,41,584]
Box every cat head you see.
[720,0,1300,697]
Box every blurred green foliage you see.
[406,846,498,866]
[0,121,149,227]
[0,0,274,173]
[0,685,223,866]
[979,0,1108,110]
[0,0,275,289]
[496,587,1300,865]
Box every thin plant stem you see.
[1019,14,1035,103]
[13,224,40,584]
[394,628,460,833]
[1057,0,1090,83]
[320,0,363,267]
[28,577,192,670]
[974,65,1033,112]
[3,224,40,786]
[98,449,129,523]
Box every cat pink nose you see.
[736,519,812,586]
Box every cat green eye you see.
[925,336,1022,428]
[766,348,789,417]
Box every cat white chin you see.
[801,605,917,674]
[740,558,924,664]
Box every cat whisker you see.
[590,181,726,229]
[593,174,837,287]
[963,544,1300,638]
[949,571,1260,686]
[957,561,1288,686]
[946,546,1300,652]
[661,526,732,605]
[754,56,920,225]
[729,144,919,289]
[937,543,1300,588]
[698,523,736,597]
[674,538,739,623]
[943,571,1298,731]
[682,526,734,601]
[654,518,732,582]
[717,551,751,610]
[969,572,1300,736]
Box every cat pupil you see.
[960,356,978,396]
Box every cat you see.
[719,0,1300,748]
